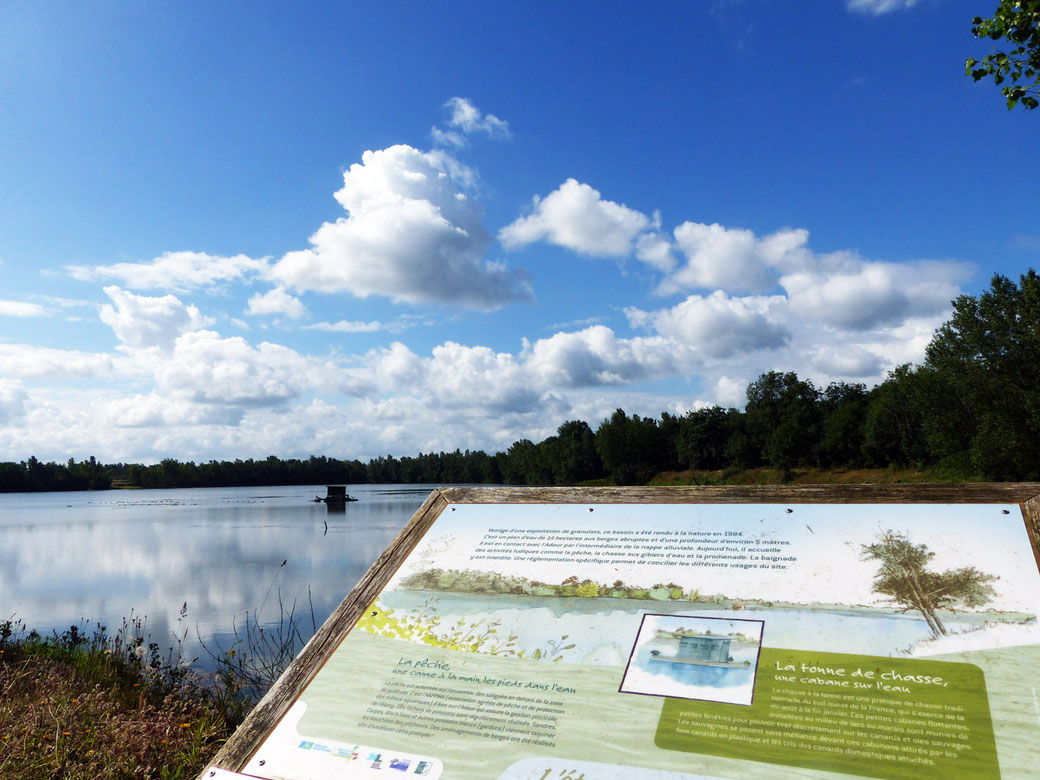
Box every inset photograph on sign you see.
[619,614,764,705]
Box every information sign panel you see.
[202,485,1040,779]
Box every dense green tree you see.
[967,1,1040,109]
[744,372,820,471]
[67,456,112,490]
[0,461,29,491]
[0,457,105,492]
[472,450,503,484]
[922,271,1040,479]
[817,383,868,468]
[676,406,735,470]
[722,413,757,469]
[499,439,544,485]
[594,409,666,485]
[536,420,604,485]
[656,412,683,473]
[862,366,929,468]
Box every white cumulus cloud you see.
[779,256,966,331]
[270,145,532,310]
[67,251,268,293]
[156,331,316,407]
[0,344,114,379]
[246,287,306,319]
[626,292,789,358]
[523,326,682,387]
[0,300,46,317]
[102,393,245,427]
[371,341,427,390]
[782,261,906,330]
[151,329,374,411]
[647,219,968,334]
[0,379,29,425]
[809,345,884,377]
[443,97,511,139]
[711,376,748,408]
[367,341,537,413]
[499,179,652,257]
[99,286,214,351]
[364,327,693,418]
[635,232,676,272]
[620,248,963,400]
[431,126,466,148]
[426,342,537,412]
[660,223,809,295]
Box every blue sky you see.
[0,0,1037,463]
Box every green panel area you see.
[656,647,998,779]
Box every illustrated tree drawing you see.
[861,531,998,636]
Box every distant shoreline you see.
[391,587,1036,626]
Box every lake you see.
[0,484,430,668]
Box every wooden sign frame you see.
[200,483,1040,778]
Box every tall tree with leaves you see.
[861,531,998,637]
[676,406,736,470]
[818,382,868,468]
[744,371,820,472]
[922,270,1040,479]
[595,409,666,485]
[536,420,604,485]
[862,365,928,468]
[967,1,1040,109]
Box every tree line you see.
[487,270,1040,485]
[1,271,1037,492]
[0,456,112,493]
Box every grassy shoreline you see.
[0,618,249,779]
[647,465,968,486]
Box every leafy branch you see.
[966,1,1040,110]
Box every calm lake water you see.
[0,484,430,667]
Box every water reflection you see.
[646,657,753,688]
[0,484,429,669]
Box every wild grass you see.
[0,593,311,779]
[198,587,317,699]
[0,614,237,778]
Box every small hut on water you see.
[677,634,732,663]
[316,485,358,503]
